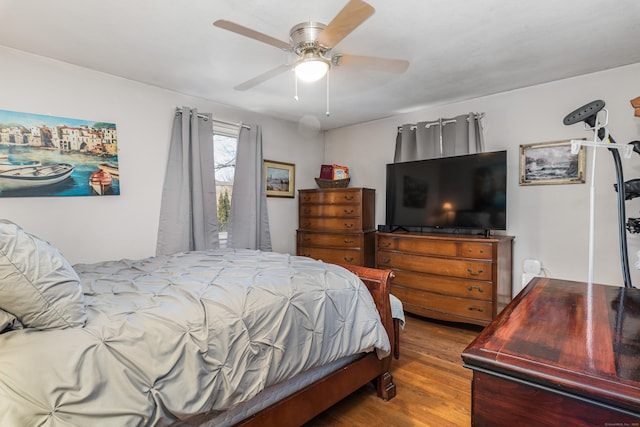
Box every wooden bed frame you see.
[235,264,397,427]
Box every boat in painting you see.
[0,163,74,191]
[89,169,113,195]
[98,162,119,179]
[0,160,41,171]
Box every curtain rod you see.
[397,112,485,132]
[174,108,250,129]
[216,120,250,131]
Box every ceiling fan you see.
[213,0,409,91]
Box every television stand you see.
[375,231,514,326]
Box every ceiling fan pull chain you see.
[294,71,299,101]
[326,69,330,117]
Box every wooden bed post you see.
[340,264,397,400]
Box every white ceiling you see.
[0,0,639,130]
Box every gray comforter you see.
[0,249,390,426]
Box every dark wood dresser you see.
[297,187,375,267]
[376,232,513,326]
[462,277,640,426]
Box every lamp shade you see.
[295,56,329,82]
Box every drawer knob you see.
[467,268,484,276]
[303,237,311,242]
[467,248,485,254]
[343,257,355,262]
[303,196,310,202]
[467,285,484,293]
[304,208,311,214]
[344,195,355,200]
[380,257,391,264]
[381,241,391,248]
[468,307,484,312]
[344,239,355,244]
[344,209,355,214]
[344,223,354,228]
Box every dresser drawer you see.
[378,235,457,256]
[392,269,492,301]
[392,286,493,322]
[377,235,493,259]
[297,246,363,266]
[377,250,492,280]
[459,242,493,259]
[299,217,363,231]
[297,231,362,248]
[299,189,362,205]
[299,204,361,218]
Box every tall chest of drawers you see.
[376,232,514,326]
[297,187,375,267]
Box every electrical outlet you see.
[523,259,541,275]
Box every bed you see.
[0,220,396,426]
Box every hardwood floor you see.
[305,314,484,427]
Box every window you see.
[214,127,238,248]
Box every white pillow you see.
[0,220,86,330]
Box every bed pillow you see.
[0,220,86,330]
[0,308,23,333]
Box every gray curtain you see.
[156,107,219,255]
[228,124,272,251]
[394,113,485,162]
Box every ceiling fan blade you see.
[234,64,292,91]
[335,54,410,73]
[317,0,375,48]
[213,20,290,51]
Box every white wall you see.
[325,63,640,293]
[0,46,324,264]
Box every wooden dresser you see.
[297,187,375,267]
[376,232,513,326]
[462,277,640,426]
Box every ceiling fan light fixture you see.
[294,54,330,82]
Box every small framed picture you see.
[519,139,586,185]
[264,159,295,198]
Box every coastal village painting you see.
[0,109,119,197]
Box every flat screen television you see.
[385,150,507,233]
